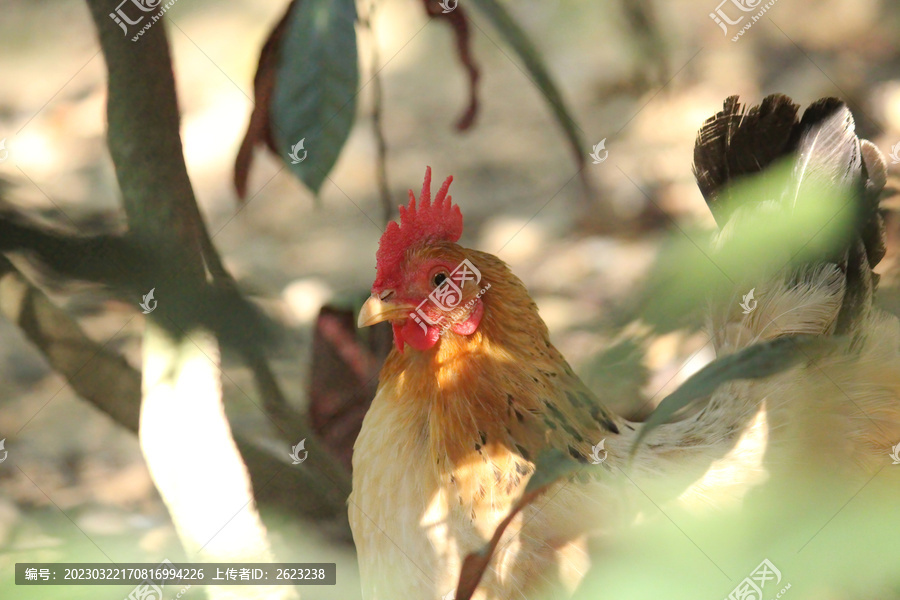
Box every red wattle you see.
[390,300,484,352]
[401,319,442,351]
[391,323,406,353]
[451,299,483,335]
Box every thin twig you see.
[365,0,393,225]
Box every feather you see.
[789,98,861,210]
[692,94,800,224]
[696,95,888,340]
[859,140,888,269]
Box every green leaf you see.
[630,334,840,455]
[271,0,359,194]
[524,448,579,494]
[468,0,587,165]
[617,161,854,333]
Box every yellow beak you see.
[357,292,414,328]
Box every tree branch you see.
[74,4,350,592]
[0,252,351,529]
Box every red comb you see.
[374,167,462,289]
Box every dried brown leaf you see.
[233,1,297,200]
[421,0,481,131]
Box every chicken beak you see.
[358,292,413,328]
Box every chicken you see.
[349,95,900,600]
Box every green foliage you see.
[267,0,588,194]
[271,0,359,194]
[621,161,854,332]
[582,335,650,411]
[630,334,839,455]
[469,0,588,163]
[572,465,900,600]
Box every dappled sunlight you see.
[1,0,900,599]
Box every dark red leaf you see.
[421,0,481,131]
[233,1,297,200]
[307,305,392,471]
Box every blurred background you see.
[1,0,900,598]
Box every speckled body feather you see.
[350,245,625,598]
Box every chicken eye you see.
[432,272,448,287]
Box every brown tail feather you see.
[693,94,888,337]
